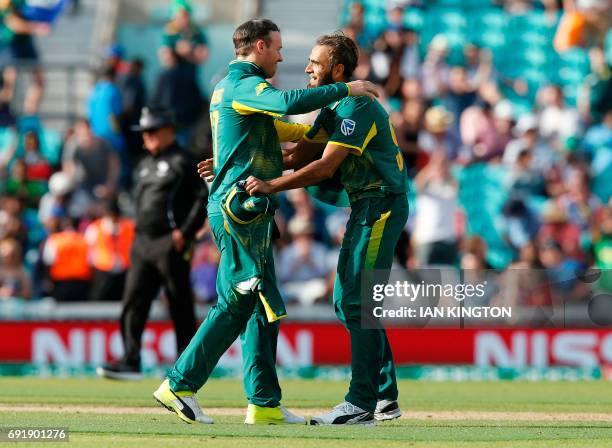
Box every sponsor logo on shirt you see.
[340,119,356,136]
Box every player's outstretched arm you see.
[245,142,349,195]
[233,79,378,118]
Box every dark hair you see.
[233,19,280,57]
[316,32,359,79]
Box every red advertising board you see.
[1,321,612,368]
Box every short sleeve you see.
[328,100,377,156]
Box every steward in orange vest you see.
[85,199,135,301]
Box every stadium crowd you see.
[0,0,610,307]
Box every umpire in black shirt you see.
[98,107,208,380]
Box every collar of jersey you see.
[229,59,267,77]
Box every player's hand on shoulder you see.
[197,158,215,182]
[346,80,379,101]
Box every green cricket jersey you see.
[208,60,350,211]
[314,96,408,202]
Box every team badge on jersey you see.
[340,119,356,136]
[255,82,269,96]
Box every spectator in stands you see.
[580,46,612,124]
[421,34,450,100]
[190,233,219,303]
[399,28,420,80]
[278,216,330,305]
[443,66,477,130]
[504,115,549,170]
[419,106,463,161]
[412,150,459,266]
[394,99,429,175]
[502,198,541,251]
[159,0,208,68]
[38,171,73,227]
[0,0,50,115]
[0,194,26,248]
[538,239,589,302]
[367,27,404,101]
[62,118,119,217]
[118,58,146,167]
[85,198,134,301]
[537,202,584,261]
[282,189,329,243]
[507,148,547,198]
[464,44,496,89]
[460,86,512,162]
[102,44,129,76]
[558,166,602,232]
[87,67,124,153]
[342,2,375,51]
[0,237,31,299]
[41,213,91,301]
[537,84,580,142]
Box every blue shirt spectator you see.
[87,67,124,152]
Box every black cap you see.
[131,107,176,132]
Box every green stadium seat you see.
[403,8,424,30]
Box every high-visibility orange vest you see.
[86,218,135,272]
[47,231,91,281]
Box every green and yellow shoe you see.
[153,379,213,424]
[244,404,306,425]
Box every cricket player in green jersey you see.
[153,20,379,426]
[245,33,409,425]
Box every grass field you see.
[1,377,612,447]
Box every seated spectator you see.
[393,99,429,174]
[580,46,611,124]
[41,214,91,301]
[278,216,330,305]
[0,194,27,247]
[84,198,134,301]
[460,88,512,162]
[502,198,541,251]
[0,237,31,300]
[419,106,463,161]
[464,43,496,89]
[62,119,119,216]
[38,171,74,226]
[504,115,557,172]
[399,28,420,80]
[558,167,602,232]
[421,34,450,100]
[4,158,46,207]
[190,233,219,303]
[412,150,459,266]
[159,0,208,68]
[538,239,589,302]
[507,148,547,198]
[443,66,477,125]
[537,84,579,142]
[537,202,584,262]
[281,189,329,243]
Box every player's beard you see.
[308,69,334,88]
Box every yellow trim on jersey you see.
[273,119,310,143]
[231,100,282,117]
[259,291,287,323]
[328,122,378,156]
[396,151,404,171]
[389,118,399,147]
[303,128,329,144]
[255,82,269,96]
[365,211,392,269]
